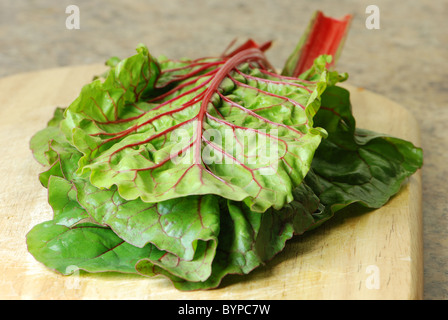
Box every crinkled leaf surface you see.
[60,44,336,212]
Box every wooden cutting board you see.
[0,64,422,300]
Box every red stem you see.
[194,48,271,164]
[292,11,352,76]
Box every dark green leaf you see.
[308,85,423,213]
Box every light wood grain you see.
[0,65,422,300]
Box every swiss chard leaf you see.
[75,177,221,261]
[28,154,219,282]
[154,182,329,291]
[26,29,423,291]
[60,44,341,213]
[32,114,221,271]
[27,106,331,288]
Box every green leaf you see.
[308,85,423,214]
[75,179,221,261]
[29,117,221,282]
[47,176,89,227]
[152,182,329,291]
[30,107,70,167]
[26,221,162,275]
[40,131,221,262]
[27,196,219,282]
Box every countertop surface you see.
[1,0,446,299]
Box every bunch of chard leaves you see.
[26,39,422,291]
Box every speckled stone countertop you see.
[1,0,447,299]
